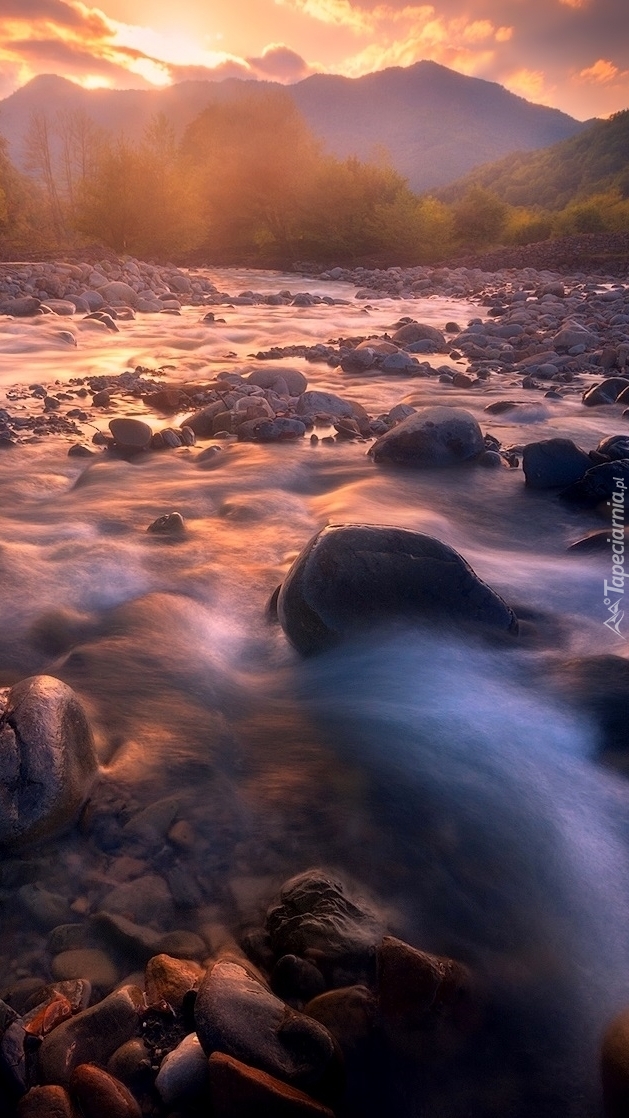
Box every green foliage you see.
[452,186,508,248]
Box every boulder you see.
[295,392,355,419]
[560,460,629,505]
[276,524,518,654]
[522,438,591,489]
[98,282,140,309]
[553,323,597,350]
[247,368,307,396]
[0,676,97,847]
[194,960,338,1094]
[391,322,447,351]
[108,419,152,451]
[596,436,629,461]
[266,871,384,966]
[237,418,306,442]
[582,379,629,407]
[370,406,483,467]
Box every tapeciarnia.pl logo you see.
[604,476,627,639]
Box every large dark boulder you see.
[560,460,629,505]
[370,406,483,467]
[0,676,98,848]
[276,524,518,654]
[522,438,591,489]
[582,378,629,407]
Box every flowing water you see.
[1,269,628,1115]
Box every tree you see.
[23,110,65,239]
[452,185,509,248]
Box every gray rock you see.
[0,676,97,847]
[391,322,446,350]
[596,435,629,461]
[582,378,629,406]
[295,392,355,419]
[98,282,140,309]
[147,512,186,536]
[267,871,384,965]
[155,1032,208,1106]
[370,406,484,467]
[522,438,591,489]
[109,418,152,451]
[277,524,518,654]
[0,296,41,317]
[247,369,307,396]
[560,460,629,505]
[553,323,597,350]
[237,418,306,442]
[194,960,337,1093]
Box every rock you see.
[596,435,629,461]
[271,956,325,1004]
[377,936,470,1029]
[98,282,140,309]
[24,980,91,1016]
[106,1039,151,1093]
[276,524,518,654]
[147,512,186,536]
[144,955,203,1011]
[247,369,307,396]
[155,1033,208,1106]
[90,913,161,962]
[266,870,384,965]
[237,418,306,442]
[553,323,597,350]
[370,406,483,467]
[602,1007,629,1117]
[108,419,152,451]
[51,950,119,990]
[17,1086,75,1118]
[522,438,591,489]
[194,960,338,1093]
[208,1052,335,1117]
[19,884,72,930]
[582,378,629,406]
[38,985,144,1086]
[0,998,27,1094]
[182,402,224,437]
[391,322,446,350]
[295,392,355,419]
[545,656,629,758]
[42,300,76,317]
[103,873,173,926]
[70,1064,141,1118]
[207,1050,335,1113]
[0,296,41,317]
[560,460,629,505]
[304,986,376,1055]
[0,676,97,847]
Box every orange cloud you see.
[579,58,628,84]
[503,68,555,106]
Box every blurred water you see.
[0,269,627,1115]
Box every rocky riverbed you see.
[1,257,629,1118]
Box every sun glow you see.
[112,22,222,70]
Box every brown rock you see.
[602,1007,629,1116]
[52,949,119,990]
[70,1064,141,1118]
[304,986,376,1054]
[208,1052,335,1117]
[38,985,144,1086]
[377,935,469,1028]
[144,954,203,1011]
[17,1085,76,1118]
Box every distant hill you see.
[0,62,585,193]
[439,110,629,208]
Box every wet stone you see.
[370,406,484,467]
[51,949,119,990]
[147,512,186,536]
[144,954,203,1011]
[377,935,470,1029]
[108,418,152,450]
[266,870,384,967]
[194,959,339,1093]
[17,1085,75,1118]
[38,985,144,1086]
[70,1063,142,1118]
[522,438,591,489]
[154,1032,208,1106]
[208,1051,335,1117]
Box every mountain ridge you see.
[0,61,585,193]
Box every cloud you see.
[247,43,313,80]
[579,58,627,84]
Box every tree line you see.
[1,89,627,265]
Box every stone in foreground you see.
[266,870,384,966]
[0,676,98,847]
[277,524,518,654]
[522,438,591,489]
[209,1052,335,1117]
[194,960,338,1094]
[370,406,483,467]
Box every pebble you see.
[208,1051,335,1117]
[144,954,203,1010]
[38,984,144,1086]
[155,1032,208,1106]
[17,1086,75,1118]
[70,1063,142,1118]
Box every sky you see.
[0,0,627,119]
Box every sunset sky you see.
[0,0,627,119]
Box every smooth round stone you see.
[377,935,470,1028]
[522,438,591,489]
[155,1032,208,1106]
[52,949,119,990]
[38,985,144,1086]
[108,418,152,450]
[147,512,186,535]
[276,524,518,654]
[304,986,376,1054]
[391,321,446,349]
[70,1064,142,1118]
[194,960,338,1093]
[370,406,483,467]
[0,676,97,848]
[582,378,629,406]
[247,368,307,395]
[295,391,355,419]
[597,435,629,461]
[103,874,173,925]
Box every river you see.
[1,267,628,1116]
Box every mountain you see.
[0,63,585,194]
[438,109,629,208]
